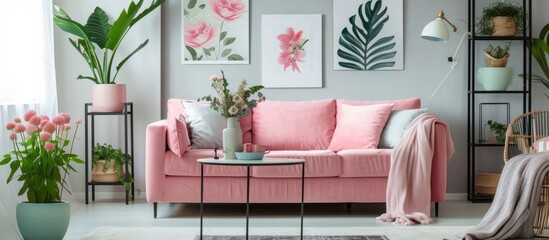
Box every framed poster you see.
[181,0,249,64]
[333,0,403,70]
[261,14,322,88]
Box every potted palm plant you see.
[53,0,165,112]
[477,1,524,36]
[1,111,83,240]
[92,143,133,198]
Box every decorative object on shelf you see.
[92,143,133,197]
[521,23,549,99]
[477,67,513,90]
[421,10,469,98]
[235,151,265,160]
[484,44,510,67]
[333,0,403,70]
[200,71,264,159]
[476,1,524,36]
[53,0,165,112]
[261,14,322,88]
[486,120,507,144]
[182,0,249,64]
[0,111,83,240]
[478,102,510,143]
[475,172,500,195]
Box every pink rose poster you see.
[182,0,249,64]
[261,15,322,88]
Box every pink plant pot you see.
[92,84,126,112]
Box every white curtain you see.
[0,0,58,239]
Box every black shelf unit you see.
[467,0,532,202]
[84,102,135,205]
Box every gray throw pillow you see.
[182,101,226,149]
[378,108,428,148]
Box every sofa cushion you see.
[252,99,336,150]
[251,150,340,178]
[328,104,393,151]
[379,108,428,149]
[164,149,247,177]
[338,149,393,177]
[182,101,226,149]
[167,99,190,157]
[336,97,420,112]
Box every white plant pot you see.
[92,84,126,112]
[477,67,513,91]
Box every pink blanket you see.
[377,113,454,225]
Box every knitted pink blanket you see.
[377,113,454,225]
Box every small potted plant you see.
[477,1,524,36]
[53,0,164,112]
[92,143,133,197]
[1,111,83,239]
[484,44,510,67]
[487,120,508,144]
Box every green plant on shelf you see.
[484,44,510,59]
[486,120,507,144]
[476,1,524,36]
[92,143,133,198]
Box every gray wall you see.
[161,0,549,194]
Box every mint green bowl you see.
[235,152,264,160]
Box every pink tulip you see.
[26,124,38,135]
[24,110,37,122]
[9,133,17,141]
[43,122,56,134]
[29,116,41,126]
[6,123,15,130]
[210,0,245,21]
[60,113,71,124]
[74,118,83,125]
[44,142,55,152]
[13,118,21,123]
[39,115,50,121]
[14,124,26,133]
[52,115,65,125]
[40,132,51,141]
[64,124,71,131]
[184,21,217,48]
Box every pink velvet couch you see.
[146,98,451,218]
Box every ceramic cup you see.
[243,143,253,152]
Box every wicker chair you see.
[504,109,549,237]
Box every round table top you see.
[197,158,305,166]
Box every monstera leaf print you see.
[338,0,396,70]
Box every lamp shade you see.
[421,18,449,42]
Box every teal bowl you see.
[235,152,264,160]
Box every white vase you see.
[223,117,243,159]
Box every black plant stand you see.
[84,102,135,205]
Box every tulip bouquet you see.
[200,70,265,118]
[1,111,83,203]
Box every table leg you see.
[200,163,204,240]
[246,165,250,240]
[301,162,305,239]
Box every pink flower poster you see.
[261,15,322,88]
[182,0,249,64]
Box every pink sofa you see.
[146,98,451,218]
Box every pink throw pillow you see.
[252,99,336,150]
[167,114,191,157]
[328,103,394,151]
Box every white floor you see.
[64,198,491,239]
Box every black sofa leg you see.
[154,202,158,218]
[435,202,439,218]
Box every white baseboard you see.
[445,193,467,201]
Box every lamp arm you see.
[431,32,470,98]
[443,18,458,33]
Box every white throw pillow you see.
[378,108,428,148]
[182,101,225,149]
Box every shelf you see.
[470,36,530,41]
[471,90,529,94]
[470,142,504,147]
[88,181,124,186]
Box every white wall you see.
[161,0,549,194]
[53,0,549,197]
[53,0,161,198]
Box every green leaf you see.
[221,49,232,57]
[220,31,227,41]
[53,4,91,41]
[368,61,395,70]
[203,47,211,56]
[116,39,149,72]
[187,0,197,9]
[366,51,396,67]
[227,54,244,61]
[184,9,188,16]
[131,0,165,27]
[199,4,206,9]
[0,155,11,165]
[224,37,236,46]
[107,0,143,50]
[186,46,198,60]
[85,7,111,49]
[339,62,363,70]
[337,49,363,65]
[77,75,98,82]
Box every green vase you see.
[223,117,243,159]
[16,201,70,240]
